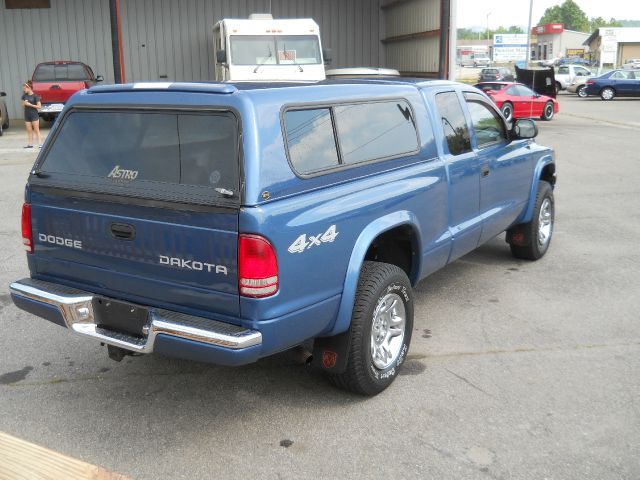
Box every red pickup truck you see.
[31,61,103,121]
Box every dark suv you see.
[479,67,514,83]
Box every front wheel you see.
[600,87,615,100]
[328,261,413,396]
[541,101,555,121]
[501,102,513,123]
[577,85,588,98]
[507,181,554,260]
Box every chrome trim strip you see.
[9,279,261,353]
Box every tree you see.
[538,0,589,32]
[457,26,524,41]
[589,17,623,30]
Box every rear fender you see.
[324,211,422,338]
[519,155,555,224]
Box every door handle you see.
[50,85,61,90]
[109,222,136,241]
[481,166,490,178]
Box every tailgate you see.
[29,191,239,316]
[33,81,85,104]
[27,108,241,317]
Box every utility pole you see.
[526,0,534,66]
[486,12,491,46]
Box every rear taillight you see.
[238,234,278,298]
[586,81,594,85]
[22,203,33,253]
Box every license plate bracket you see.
[93,297,150,337]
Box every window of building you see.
[435,92,471,156]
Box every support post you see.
[438,0,450,79]
[109,0,125,83]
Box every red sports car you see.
[474,82,559,122]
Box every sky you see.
[456,0,640,30]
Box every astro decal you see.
[38,233,82,249]
[288,225,338,254]
[159,255,228,275]
[108,165,139,181]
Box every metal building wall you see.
[0,0,114,119]
[382,0,441,76]
[120,0,385,83]
[0,0,447,118]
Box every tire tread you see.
[328,261,412,395]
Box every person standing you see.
[21,81,42,148]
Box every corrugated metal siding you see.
[386,37,439,73]
[385,0,439,38]
[0,0,113,119]
[120,0,384,82]
[383,0,441,75]
[0,0,415,117]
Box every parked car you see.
[537,57,560,67]
[558,57,590,66]
[583,69,640,100]
[0,91,8,136]
[474,82,559,122]
[31,60,103,121]
[10,79,556,395]
[478,67,514,83]
[566,76,590,97]
[555,64,592,91]
[622,59,640,69]
[473,56,492,67]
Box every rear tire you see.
[328,261,413,396]
[541,101,555,121]
[508,181,554,260]
[555,81,562,93]
[500,102,513,123]
[600,87,615,101]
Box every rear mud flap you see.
[311,329,351,374]
[506,225,531,247]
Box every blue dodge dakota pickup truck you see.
[10,78,555,395]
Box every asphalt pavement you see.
[0,96,638,479]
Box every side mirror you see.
[322,48,332,65]
[534,93,541,98]
[0,91,6,97]
[96,75,104,82]
[216,50,227,64]
[511,118,538,139]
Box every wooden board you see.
[0,432,131,480]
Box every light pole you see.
[526,0,534,66]
[486,12,491,46]
[486,12,492,62]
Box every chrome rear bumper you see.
[10,278,261,354]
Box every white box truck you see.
[213,14,329,82]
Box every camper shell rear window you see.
[32,109,240,206]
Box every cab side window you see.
[464,93,507,148]
[435,92,471,156]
